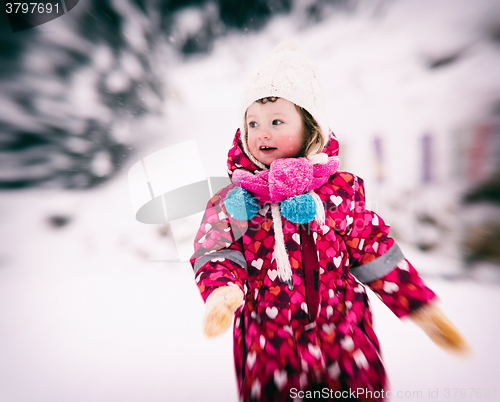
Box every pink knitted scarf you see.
[232,155,340,203]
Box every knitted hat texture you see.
[241,40,329,160]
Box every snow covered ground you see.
[1,0,500,401]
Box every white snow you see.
[1,0,500,401]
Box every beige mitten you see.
[203,286,244,338]
[410,303,469,354]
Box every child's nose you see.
[258,128,271,139]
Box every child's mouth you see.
[260,146,277,153]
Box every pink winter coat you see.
[190,130,436,402]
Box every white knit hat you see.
[241,40,330,166]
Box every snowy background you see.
[1,0,500,401]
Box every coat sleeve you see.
[342,175,436,318]
[190,186,248,302]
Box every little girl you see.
[190,42,466,402]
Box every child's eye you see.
[248,121,258,128]
[272,120,283,125]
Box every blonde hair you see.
[299,106,324,157]
[244,97,325,159]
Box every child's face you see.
[246,98,305,166]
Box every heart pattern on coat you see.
[383,282,399,293]
[251,259,263,270]
[247,351,257,369]
[341,335,354,351]
[330,195,343,206]
[250,379,261,399]
[353,349,369,370]
[322,323,336,334]
[266,306,279,319]
[328,362,340,379]
[308,344,322,360]
[260,335,266,349]
[397,259,409,271]
[274,370,288,390]
[268,269,278,281]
